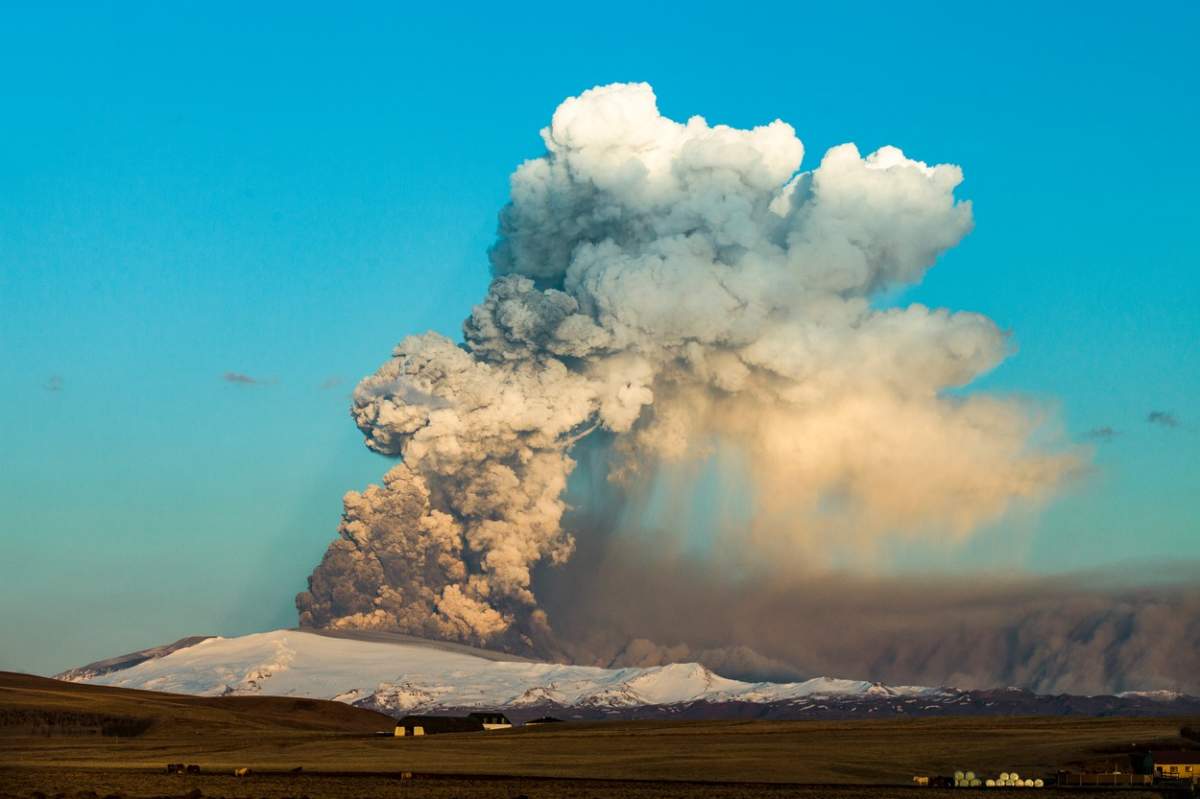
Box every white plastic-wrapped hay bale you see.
[971,779,982,787]
[1033,779,1044,788]
[986,779,996,787]
[955,771,965,781]
[965,771,976,781]
[1000,772,1011,782]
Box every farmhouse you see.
[394,715,484,736]
[1151,751,1200,779]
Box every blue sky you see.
[1,1,1197,674]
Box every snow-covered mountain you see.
[56,629,1200,721]
[58,629,936,714]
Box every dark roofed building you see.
[467,711,512,730]
[394,714,484,736]
[526,716,564,726]
[1152,751,1200,779]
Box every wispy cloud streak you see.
[1147,410,1180,428]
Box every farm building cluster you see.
[394,712,512,736]
[392,712,564,736]
[914,749,1200,789]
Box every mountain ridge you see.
[56,628,1200,721]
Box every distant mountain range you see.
[56,629,1200,721]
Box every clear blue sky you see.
[1,2,1197,674]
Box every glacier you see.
[59,629,1200,720]
[61,628,938,715]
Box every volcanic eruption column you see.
[297,83,1077,652]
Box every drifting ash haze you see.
[297,83,1196,694]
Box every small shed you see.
[394,715,484,736]
[467,711,512,730]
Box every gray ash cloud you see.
[295,84,1116,688]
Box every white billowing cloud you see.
[298,83,1082,647]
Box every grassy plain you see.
[1,671,1195,798]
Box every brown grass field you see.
[2,671,1196,798]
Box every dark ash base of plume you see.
[532,538,1200,695]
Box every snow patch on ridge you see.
[1117,689,1184,701]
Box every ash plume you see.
[298,84,1084,667]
